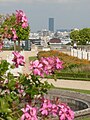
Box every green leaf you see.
[6,116,13,120]
[0,98,12,113]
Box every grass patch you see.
[56,72,90,78]
[46,74,90,81]
[56,76,90,81]
[29,56,37,61]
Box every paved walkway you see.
[42,79,90,90]
[23,51,38,74]
[0,50,90,90]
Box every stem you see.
[10,109,21,116]
[14,41,16,52]
[18,40,21,52]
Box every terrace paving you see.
[0,50,90,90]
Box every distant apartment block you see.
[49,18,54,32]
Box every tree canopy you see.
[70,28,90,45]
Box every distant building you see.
[49,38,62,50]
[29,38,42,46]
[49,18,54,32]
[56,29,71,32]
[49,38,61,44]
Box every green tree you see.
[70,30,80,44]
[79,28,90,45]
[70,28,90,45]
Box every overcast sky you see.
[0,0,90,32]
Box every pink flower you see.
[29,60,44,77]
[16,10,28,28]
[40,57,52,75]
[22,14,28,23]
[39,98,52,116]
[21,106,31,120]
[20,99,74,120]
[16,10,23,23]
[18,89,24,94]
[29,57,63,77]
[12,52,25,67]
[21,105,38,120]
[12,29,18,40]
[55,57,63,69]
[22,22,28,28]
[58,103,74,120]
[51,104,58,116]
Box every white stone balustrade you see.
[70,48,90,60]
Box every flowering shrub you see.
[0,10,74,120]
[0,10,30,51]
[21,98,74,120]
[29,57,63,77]
[0,51,74,120]
[1,10,30,41]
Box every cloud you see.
[35,0,72,2]
[0,0,78,4]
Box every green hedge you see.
[56,72,90,78]
[56,72,90,80]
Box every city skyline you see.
[0,0,90,32]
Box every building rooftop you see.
[49,38,61,43]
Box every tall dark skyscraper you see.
[49,18,54,32]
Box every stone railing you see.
[70,48,90,60]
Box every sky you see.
[0,0,90,32]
